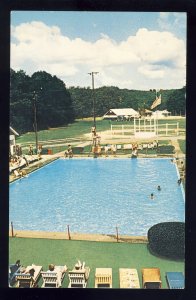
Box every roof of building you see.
[103,108,139,117]
[10,126,19,136]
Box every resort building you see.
[10,126,19,155]
[151,110,171,118]
[103,108,140,121]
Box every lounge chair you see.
[95,268,112,288]
[142,268,162,289]
[123,144,133,150]
[15,265,42,288]
[147,143,153,149]
[9,262,21,287]
[13,169,20,177]
[68,262,90,288]
[166,272,184,289]
[41,266,67,288]
[137,144,143,150]
[119,268,140,289]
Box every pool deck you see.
[9,151,185,187]
[9,229,148,243]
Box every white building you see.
[10,126,19,155]
[152,110,171,118]
[103,108,140,120]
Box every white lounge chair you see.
[95,268,112,288]
[142,143,148,149]
[116,145,122,150]
[68,262,90,288]
[119,268,140,288]
[15,265,42,288]
[123,144,133,150]
[13,169,20,177]
[41,266,66,288]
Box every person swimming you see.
[157,185,161,191]
[150,193,154,199]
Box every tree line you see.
[10,69,186,134]
[10,69,75,134]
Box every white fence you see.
[111,119,180,137]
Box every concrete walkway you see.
[170,138,184,157]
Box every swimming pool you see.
[9,158,185,236]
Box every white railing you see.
[111,120,180,137]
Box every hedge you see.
[157,145,175,154]
[148,222,185,260]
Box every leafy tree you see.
[166,87,186,115]
[30,71,75,129]
[69,85,185,118]
[10,69,75,133]
[10,67,186,135]
[69,86,92,119]
[10,69,33,133]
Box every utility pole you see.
[88,72,99,128]
[33,91,38,154]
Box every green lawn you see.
[16,120,111,144]
[178,139,186,154]
[9,237,184,289]
[16,118,185,145]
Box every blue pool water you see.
[9,158,185,236]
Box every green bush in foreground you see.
[148,222,185,260]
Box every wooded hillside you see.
[10,69,186,134]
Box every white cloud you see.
[11,21,186,89]
[138,64,165,79]
[158,12,187,32]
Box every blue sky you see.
[11,11,186,90]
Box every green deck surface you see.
[9,237,184,289]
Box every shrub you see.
[157,145,175,154]
[148,222,185,260]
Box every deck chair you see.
[119,268,140,289]
[142,268,162,289]
[123,144,133,150]
[95,268,112,288]
[137,144,143,150]
[147,143,153,149]
[14,169,20,177]
[15,265,42,288]
[9,263,21,286]
[41,266,66,288]
[68,262,90,288]
[166,272,184,289]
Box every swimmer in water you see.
[150,193,154,199]
[157,185,161,191]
